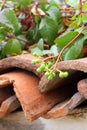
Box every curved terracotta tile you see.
[0,54,42,77]
[43,92,85,119]
[39,57,87,92]
[0,76,14,88]
[78,78,87,99]
[0,70,76,121]
[0,95,20,118]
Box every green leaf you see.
[47,6,61,22]
[50,45,58,56]
[17,35,26,49]
[47,0,59,5]
[31,47,44,56]
[37,39,44,50]
[82,2,87,11]
[55,31,78,50]
[64,36,84,60]
[19,0,32,7]
[82,29,87,36]
[66,0,80,9]
[0,25,11,42]
[43,50,51,55]
[82,14,87,23]
[2,39,22,56]
[71,15,76,21]
[39,16,58,45]
[27,25,41,44]
[0,9,19,34]
[69,22,76,28]
[76,15,82,26]
[82,36,87,45]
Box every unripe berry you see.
[47,61,53,68]
[32,59,40,64]
[45,71,50,77]
[59,71,69,78]
[48,75,53,80]
[51,72,56,78]
[40,64,46,70]
[63,72,69,78]
[32,60,36,64]
[36,67,42,73]
[59,72,65,78]
[33,52,39,57]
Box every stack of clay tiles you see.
[0,53,87,122]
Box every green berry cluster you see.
[45,71,56,80]
[59,71,69,78]
[32,54,69,80]
[36,63,46,72]
[36,61,56,80]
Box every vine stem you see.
[80,0,83,13]
[43,55,56,62]
[53,26,87,69]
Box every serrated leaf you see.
[55,31,78,50]
[47,6,61,22]
[0,9,19,34]
[39,16,58,45]
[2,39,22,56]
[64,36,84,60]
[66,0,80,9]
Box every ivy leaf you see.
[0,9,19,34]
[31,47,43,56]
[39,16,58,45]
[55,31,78,50]
[17,35,26,49]
[27,25,41,44]
[47,6,61,23]
[66,0,80,9]
[82,2,87,11]
[43,50,51,55]
[2,39,22,57]
[50,45,58,56]
[37,39,44,50]
[63,36,84,60]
